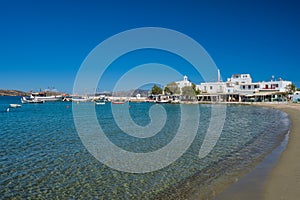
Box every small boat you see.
[95,97,106,105]
[95,101,105,105]
[30,92,63,102]
[21,97,44,104]
[72,96,91,102]
[9,104,22,108]
[155,99,171,103]
[112,101,125,104]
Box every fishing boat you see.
[21,97,44,104]
[155,99,171,103]
[72,96,91,102]
[112,100,125,104]
[30,92,63,102]
[95,101,105,105]
[9,104,22,108]
[95,98,106,105]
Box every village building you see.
[150,71,293,104]
[195,71,292,103]
[175,75,192,92]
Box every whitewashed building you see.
[175,75,192,92]
[227,74,252,84]
[196,70,226,93]
[196,71,292,102]
[197,82,227,94]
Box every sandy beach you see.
[262,103,300,199]
[216,103,300,200]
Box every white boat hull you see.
[95,102,105,105]
[9,104,22,108]
[21,97,44,104]
[32,95,63,102]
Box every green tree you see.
[164,82,180,95]
[181,86,196,100]
[285,83,296,94]
[192,83,201,95]
[151,84,163,95]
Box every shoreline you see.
[263,103,300,199]
[157,102,293,200]
[215,103,300,199]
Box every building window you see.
[242,86,245,89]
[248,85,251,89]
[210,86,213,90]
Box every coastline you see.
[157,102,293,200]
[262,103,300,199]
[2,95,300,200]
[216,103,300,199]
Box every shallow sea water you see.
[0,96,290,199]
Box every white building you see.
[198,73,291,95]
[196,70,227,93]
[227,74,252,84]
[236,79,292,94]
[197,82,227,94]
[175,75,192,92]
[259,80,292,92]
[196,71,292,102]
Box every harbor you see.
[1,1,300,199]
[7,72,299,106]
[0,95,294,199]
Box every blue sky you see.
[0,0,300,93]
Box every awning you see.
[253,92,276,96]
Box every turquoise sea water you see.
[0,96,290,199]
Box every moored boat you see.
[112,101,125,104]
[155,99,171,103]
[30,92,63,102]
[95,97,106,105]
[9,104,22,108]
[95,101,105,105]
[72,96,91,102]
[21,97,44,104]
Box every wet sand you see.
[263,103,300,199]
[216,103,300,200]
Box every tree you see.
[151,84,162,95]
[285,83,296,94]
[164,82,180,95]
[192,83,201,95]
[181,86,196,100]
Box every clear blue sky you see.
[1,0,300,93]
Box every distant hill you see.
[0,89,29,96]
